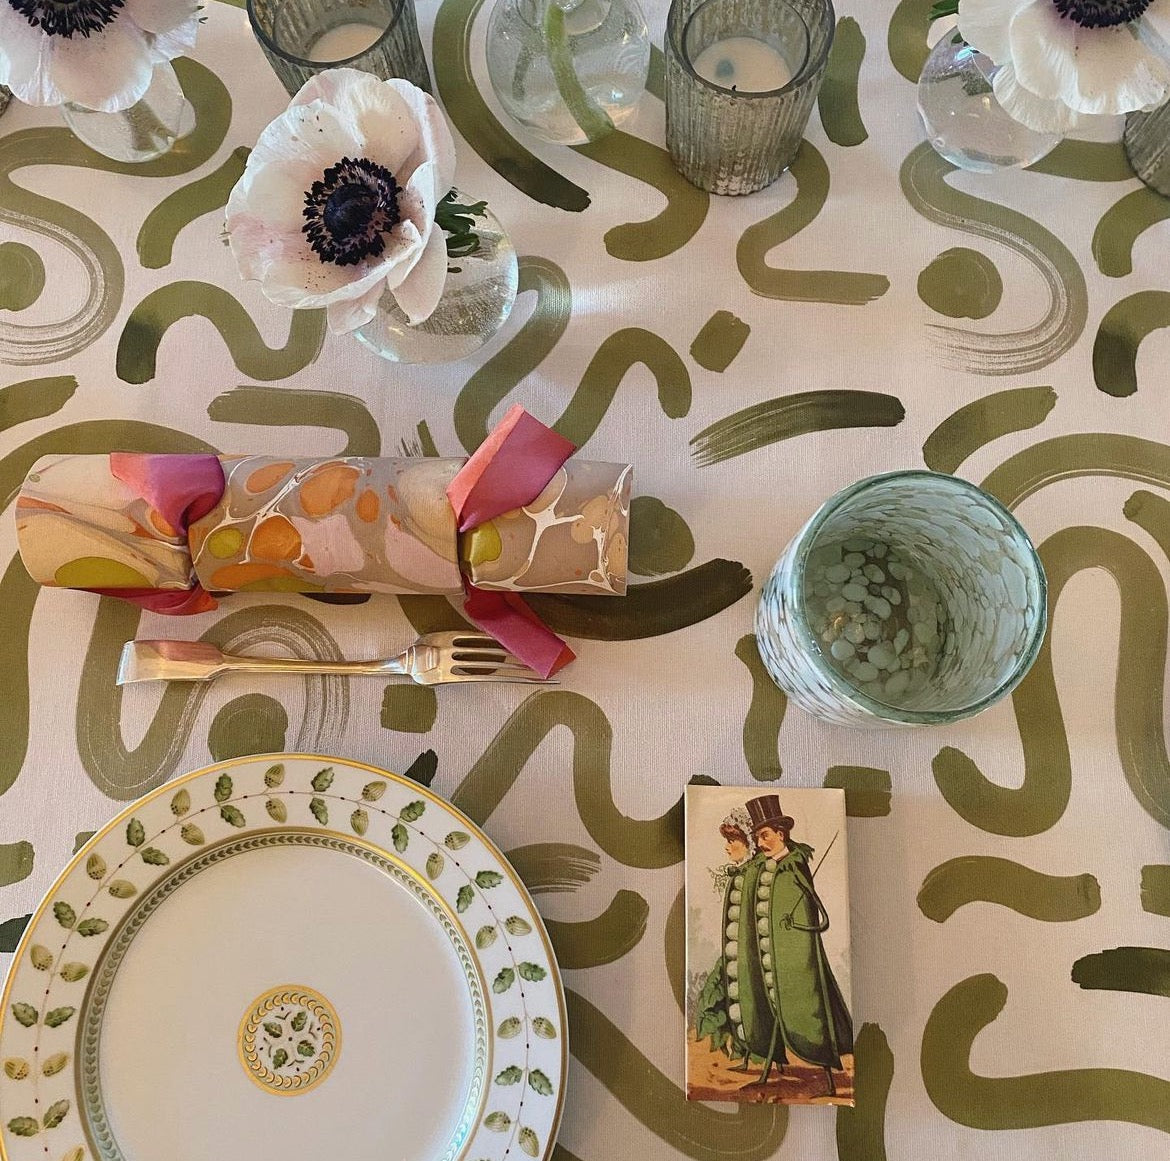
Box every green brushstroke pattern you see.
[208,385,380,455]
[1140,866,1170,916]
[922,385,1057,473]
[1093,290,1170,397]
[1072,947,1170,997]
[380,684,438,733]
[918,247,1003,319]
[738,144,890,304]
[505,843,600,893]
[689,311,750,372]
[820,17,868,146]
[835,1024,893,1161]
[0,375,77,432]
[691,390,905,467]
[117,281,326,384]
[0,841,34,887]
[628,497,694,577]
[917,857,1101,923]
[0,242,45,311]
[545,890,649,968]
[823,766,891,817]
[735,634,786,782]
[208,693,289,760]
[887,0,933,82]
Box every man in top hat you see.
[737,794,854,1095]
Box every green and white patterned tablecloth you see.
[2,0,1170,1157]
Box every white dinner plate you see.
[0,754,566,1161]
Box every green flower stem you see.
[544,2,615,142]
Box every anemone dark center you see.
[1051,0,1152,28]
[7,0,125,37]
[302,157,402,267]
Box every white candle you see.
[307,22,384,62]
[692,36,792,93]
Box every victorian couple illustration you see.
[693,793,853,1099]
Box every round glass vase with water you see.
[917,31,1062,172]
[61,61,195,163]
[755,471,1048,728]
[353,199,519,365]
[485,0,651,145]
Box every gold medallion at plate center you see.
[238,985,341,1094]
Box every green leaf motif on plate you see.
[484,1112,511,1132]
[350,809,368,836]
[495,1066,522,1085]
[220,805,246,829]
[532,1017,557,1039]
[311,767,334,792]
[30,945,53,971]
[59,963,88,982]
[180,824,205,846]
[264,764,285,788]
[44,1007,75,1028]
[361,780,386,802]
[399,800,425,822]
[53,901,76,929]
[263,1021,283,1038]
[492,968,515,994]
[310,798,328,826]
[63,1148,85,1161]
[41,1053,68,1077]
[126,819,145,847]
[214,774,233,803]
[107,880,136,899]
[42,1100,69,1129]
[291,1010,308,1032]
[505,916,532,937]
[528,1069,553,1096]
[518,1127,539,1157]
[3,1058,29,1080]
[171,788,191,816]
[518,962,546,982]
[475,871,503,889]
[77,918,108,936]
[272,1048,288,1069]
[266,799,287,823]
[7,1116,38,1137]
[498,1017,522,1038]
[85,853,106,881]
[11,1002,37,1027]
[475,926,496,949]
[297,1040,315,1058]
[426,853,444,880]
[444,831,470,850]
[392,824,408,852]
[456,885,473,912]
[139,848,169,866]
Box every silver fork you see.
[116,632,556,686]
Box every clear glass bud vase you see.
[61,61,195,163]
[485,0,651,145]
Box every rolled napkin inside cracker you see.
[190,456,466,595]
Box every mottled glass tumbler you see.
[247,0,431,96]
[1124,103,1170,197]
[664,0,834,194]
[755,471,1047,728]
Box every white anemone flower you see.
[959,0,1170,132]
[0,0,200,111]
[225,69,457,335]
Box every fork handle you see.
[211,654,408,678]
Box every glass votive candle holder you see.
[755,471,1048,728]
[664,0,834,194]
[247,0,431,97]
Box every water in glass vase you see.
[803,538,945,707]
[486,0,651,145]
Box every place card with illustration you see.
[685,786,854,1106]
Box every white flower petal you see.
[49,17,155,112]
[1069,25,1170,114]
[957,0,1031,64]
[249,100,362,170]
[1008,0,1082,105]
[992,61,1085,133]
[146,21,199,61]
[124,0,198,37]
[389,224,448,324]
[0,7,59,105]
[385,79,457,194]
[235,159,317,233]
[327,283,384,333]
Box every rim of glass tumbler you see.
[246,0,407,67]
[668,0,835,99]
[782,469,1049,725]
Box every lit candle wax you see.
[692,36,792,93]
[307,22,384,61]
